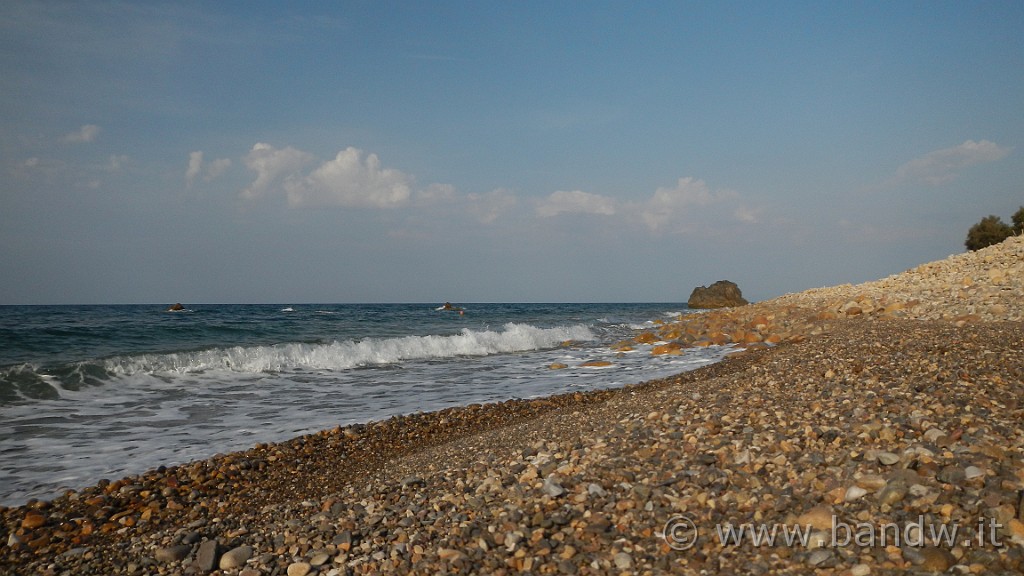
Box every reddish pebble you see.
[21,512,46,530]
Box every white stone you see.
[844,486,868,502]
[542,476,565,498]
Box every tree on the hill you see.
[965,215,1013,251]
[1012,205,1024,235]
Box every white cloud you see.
[241,144,455,210]
[536,190,617,217]
[529,177,757,233]
[286,147,412,208]
[241,143,315,200]
[733,205,760,224]
[187,152,231,185]
[895,139,1011,185]
[637,177,739,231]
[418,183,457,203]
[467,188,517,224]
[206,158,232,181]
[186,151,203,185]
[62,124,100,143]
[107,154,128,172]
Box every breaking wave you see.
[1,323,595,399]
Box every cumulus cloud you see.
[285,147,412,208]
[186,151,203,185]
[206,158,232,181]
[467,188,517,224]
[637,177,739,231]
[417,183,457,203]
[895,139,1010,185]
[62,124,100,143]
[536,190,617,217]
[241,144,457,210]
[187,151,232,185]
[241,143,315,200]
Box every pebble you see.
[195,540,219,572]
[877,480,908,506]
[807,549,832,566]
[876,452,900,466]
[850,563,871,576]
[903,546,955,571]
[287,561,312,576]
[219,545,252,570]
[542,476,566,498]
[797,506,834,531]
[964,465,985,480]
[844,486,868,502]
[154,544,191,563]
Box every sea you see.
[0,303,733,507]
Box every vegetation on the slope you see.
[965,206,1022,251]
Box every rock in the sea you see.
[687,280,749,309]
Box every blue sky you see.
[2,1,1021,304]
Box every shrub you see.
[965,215,1013,251]
[1012,205,1024,235]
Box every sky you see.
[2,1,1022,304]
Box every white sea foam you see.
[101,323,595,376]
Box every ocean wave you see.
[101,322,595,376]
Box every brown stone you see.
[21,512,46,530]
[687,280,749,309]
[796,506,834,531]
[634,332,659,344]
[741,331,762,344]
[709,332,730,345]
[909,546,955,571]
[651,343,683,356]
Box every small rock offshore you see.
[2,236,1024,575]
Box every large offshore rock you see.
[687,280,749,309]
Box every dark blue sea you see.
[0,303,731,506]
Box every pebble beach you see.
[3,237,1024,575]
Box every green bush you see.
[965,215,1013,251]
[1012,205,1024,235]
